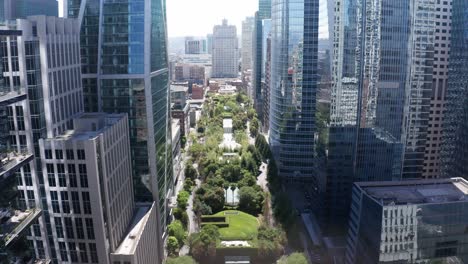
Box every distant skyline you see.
[58,0,329,38]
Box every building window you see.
[77,149,85,160]
[57,164,66,187]
[54,217,64,238]
[64,217,74,239]
[79,164,88,188]
[82,192,92,214]
[59,241,68,261]
[24,164,32,186]
[66,149,74,160]
[61,191,70,213]
[68,164,77,187]
[89,243,99,263]
[45,149,53,159]
[71,191,81,214]
[55,149,63,159]
[33,224,41,237]
[50,191,60,213]
[27,190,35,208]
[46,164,56,187]
[85,218,95,239]
[79,242,88,263]
[76,218,84,239]
[37,240,45,258]
[69,242,78,262]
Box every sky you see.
[58,0,329,39]
[166,0,257,37]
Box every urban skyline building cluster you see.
[1,0,468,263]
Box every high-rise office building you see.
[252,0,271,124]
[0,15,83,260]
[346,178,468,264]
[262,35,272,132]
[441,0,468,179]
[241,17,254,72]
[326,0,436,233]
[212,19,238,78]
[39,113,160,263]
[185,37,207,54]
[423,0,452,179]
[67,1,173,255]
[269,0,322,188]
[0,0,58,21]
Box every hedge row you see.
[201,222,229,228]
[201,216,227,222]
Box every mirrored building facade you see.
[325,0,437,233]
[441,0,468,180]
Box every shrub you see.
[167,236,179,257]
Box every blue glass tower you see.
[68,0,172,259]
[442,0,468,179]
[269,0,323,196]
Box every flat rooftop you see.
[51,113,125,142]
[358,178,468,206]
[171,85,188,93]
[113,206,151,255]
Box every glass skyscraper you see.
[67,0,172,258]
[0,0,58,21]
[269,0,323,193]
[441,0,468,179]
[326,0,436,234]
[252,0,271,125]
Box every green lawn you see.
[213,210,259,241]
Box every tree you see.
[189,143,204,161]
[206,175,226,188]
[184,178,194,192]
[247,145,262,166]
[219,163,242,182]
[173,208,189,228]
[278,253,308,264]
[165,256,198,264]
[168,220,187,245]
[185,162,198,180]
[189,225,220,260]
[167,236,179,257]
[238,186,264,215]
[255,134,271,159]
[177,191,190,210]
[194,199,212,216]
[237,171,256,188]
[202,187,225,213]
[241,153,259,176]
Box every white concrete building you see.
[110,203,160,264]
[39,113,134,263]
[0,16,84,260]
[241,17,255,72]
[212,19,239,78]
[38,113,159,264]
